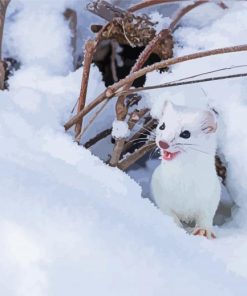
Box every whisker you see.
[186,147,211,155]
[128,120,156,136]
[176,143,200,147]
[126,139,149,145]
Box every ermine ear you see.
[201,111,217,134]
[162,100,174,116]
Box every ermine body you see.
[151,101,221,238]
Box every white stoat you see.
[151,101,221,239]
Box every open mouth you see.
[162,150,181,161]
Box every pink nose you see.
[159,141,170,150]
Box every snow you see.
[1,0,247,295]
[112,119,130,138]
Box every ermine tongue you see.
[163,151,179,161]
[163,151,171,160]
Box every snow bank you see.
[1,1,247,295]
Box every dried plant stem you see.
[109,138,126,166]
[128,108,150,130]
[0,0,10,90]
[64,44,247,131]
[128,0,182,12]
[118,141,156,171]
[129,0,227,28]
[106,44,247,96]
[109,28,171,166]
[117,72,247,96]
[64,92,107,131]
[75,39,96,140]
[109,108,150,166]
[169,0,227,32]
[123,118,157,153]
[111,40,118,82]
[115,30,169,121]
[75,99,110,143]
[84,128,112,149]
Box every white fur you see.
[151,101,221,233]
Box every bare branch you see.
[75,99,110,143]
[75,39,97,140]
[84,128,112,149]
[117,72,247,95]
[118,141,156,171]
[106,44,247,95]
[0,0,10,90]
[128,108,150,130]
[109,28,172,166]
[123,118,157,153]
[64,44,247,131]
[128,0,181,13]
[110,40,118,82]
[64,92,107,131]
[169,0,227,32]
[109,138,126,166]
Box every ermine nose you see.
[159,141,170,150]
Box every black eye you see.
[159,123,165,130]
[180,130,191,139]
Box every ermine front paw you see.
[192,228,216,239]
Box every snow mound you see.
[1,1,247,295]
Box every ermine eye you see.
[180,130,191,139]
[159,123,165,130]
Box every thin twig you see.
[64,44,247,131]
[118,141,156,171]
[83,128,112,149]
[106,44,247,96]
[75,99,110,143]
[109,138,126,165]
[169,0,227,32]
[123,118,157,153]
[75,39,96,139]
[128,108,150,130]
[128,0,181,12]
[110,40,118,82]
[116,72,247,96]
[0,0,11,90]
[109,28,171,166]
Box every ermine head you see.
[155,101,217,161]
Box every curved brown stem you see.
[128,0,180,13]
[169,0,227,32]
[169,1,207,32]
[110,28,172,166]
[64,44,247,131]
[106,44,247,95]
[117,73,247,96]
[75,39,96,139]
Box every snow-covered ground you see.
[1,0,247,295]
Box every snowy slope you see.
[1,1,247,295]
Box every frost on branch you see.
[112,119,130,139]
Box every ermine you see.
[151,101,221,239]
